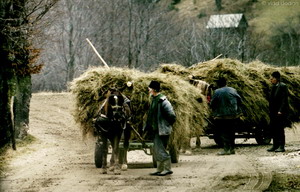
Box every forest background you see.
[32,0,300,91]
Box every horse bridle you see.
[110,95,126,123]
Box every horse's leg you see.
[110,136,121,175]
[109,143,114,169]
[121,125,131,171]
[101,136,108,174]
[108,140,115,172]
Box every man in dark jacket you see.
[144,80,176,176]
[267,71,289,152]
[210,77,242,155]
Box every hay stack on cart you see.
[158,59,300,144]
[247,61,300,122]
[70,67,210,154]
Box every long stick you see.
[130,124,144,143]
[86,38,109,68]
[211,54,223,61]
[10,96,16,150]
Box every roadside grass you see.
[265,173,300,192]
[0,145,10,177]
[0,135,37,177]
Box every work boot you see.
[150,161,163,176]
[217,150,230,155]
[219,143,231,155]
[267,146,278,152]
[158,159,173,176]
[275,146,285,152]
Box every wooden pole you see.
[10,96,16,150]
[86,38,109,68]
[211,54,223,61]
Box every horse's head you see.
[105,88,126,122]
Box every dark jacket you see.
[211,86,242,119]
[269,82,289,118]
[146,94,176,136]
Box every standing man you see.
[144,80,176,176]
[267,71,289,152]
[210,77,242,155]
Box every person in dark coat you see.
[144,80,176,176]
[210,77,242,155]
[267,71,289,152]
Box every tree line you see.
[32,0,300,92]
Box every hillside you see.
[169,0,299,41]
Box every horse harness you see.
[94,93,129,133]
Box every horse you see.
[189,77,213,103]
[94,88,131,175]
[180,76,214,152]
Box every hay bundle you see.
[247,61,300,122]
[69,67,138,138]
[158,63,190,77]
[158,59,300,128]
[190,59,270,128]
[70,67,209,149]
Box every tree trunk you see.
[0,0,29,148]
[13,75,32,139]
[0,67,16,149]
[0,0,57,149]
[215,0,222,11]
[127,0,133,68]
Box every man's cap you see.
[149,80,160,92]
[271,71,281,80]
[216,77,227,87]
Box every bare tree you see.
[0,0,58,148]
[32,0,103,91]
[270,15,300,66]
[32,0,184,91]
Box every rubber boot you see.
[158,159,173,176]
[275,145,285,152]
[267,145,278,152]
[217,150,230,155]
[150,161,163,175]
[217,143,230,155]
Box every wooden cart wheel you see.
[94,141,103,168]
[255,127,271,145]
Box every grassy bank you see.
[0,135,37,177]
[265,173,300,191]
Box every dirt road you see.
[1,93,300,192]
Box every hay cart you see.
[204,119,272,146]
[94,125,179,168]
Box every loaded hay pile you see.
[70,67,209,150]
[158,59,300,131]
[247,61,300,122]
